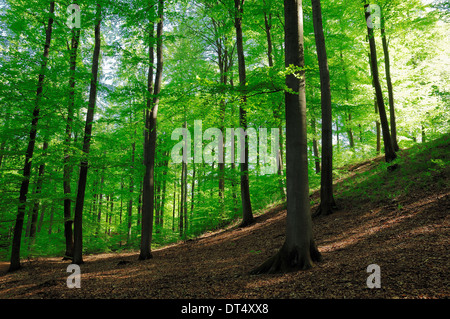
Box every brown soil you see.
[0,182,448,299]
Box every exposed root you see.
[239,218,255,228]
[250,241,322,275]
[312,199,338,218]
[138,252,153,261]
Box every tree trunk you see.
[312,117,320,174]
[139,0,164,260]
[62,5,81,261]
[234,0,254,227]
[311,0,336,217]
[190,164,196,214]
[251,0,322,274]
[72,4,102,265]
[365,4,396,163]
[381,25,399,152]
[127,125,136,245]
[264,6,285,201]
[347,113,355,148]
[28,141,49,252]
[9,1,55,272]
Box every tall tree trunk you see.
[127,124,136,245]
[62,1,81,262]
[72,4,102,265]
[264,5,285,201]
[9,1,55,272]
[347,113,355,148]
[159,151,169,229]
[375,99,381,153]
[139,0,164,260]
[234,0,254,227]
[368,53,382,154]
[190,164,196,214]
[381,25,399,152]
[365,4,396,163]
[252,0,322,274]
[28,141,49,252]
[312,117,320,174]
[172,176,177,232]
[180,150,185,238]
[311,0,336,217]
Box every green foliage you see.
[0,0,448,261]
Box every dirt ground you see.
[0,182,448,300]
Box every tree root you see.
[138,252,153,261]
[239,218,255,228]
[250,241,322,275]
[312,198,338,218]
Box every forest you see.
[0,0,449,301]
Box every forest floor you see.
[0,139,449,299]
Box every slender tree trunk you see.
[9,1,55,272]
[311,0,336,217]
[312,117,320,174]
[127,125,136,245]
[336,119,340,150]
[48,204,55,235]
[381,24,399,152]
[190,164,196,214]
[234,0,254,227]
[375,99,381,153]
[180,151,185,237]
[72,4,102,265]
[62,2,81,262]
[97,175,104,234]
[172,176,176,232]
[347,113,355,148]
[159,151,169,229]
[139,0,164,260]
[264,6,285,201]
[365,4,396,163]
[28,141,49,252]
[127,112,136,245]
[252,0,321,274]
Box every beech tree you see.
[9,1,55,272]
[72,3,103,265]
[365,3,396,163]
[139,0,164,260]
[233,0,254,227]
[251,0,322,274]
[310,0,336,217]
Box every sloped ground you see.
[0,143,449,299]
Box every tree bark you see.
[381,25,399,152]
[9,1,55,272]
[127,121,136,245]
[312,117,320,174]
[251,0,322,274]
[264,5,285,201]
[28,141,49,252]
[139,0,164,260]
[62,1,81,262]
[311,0,336,217]
[72,4,102,265]
[234,0,254,227]
[365,4,396,163]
